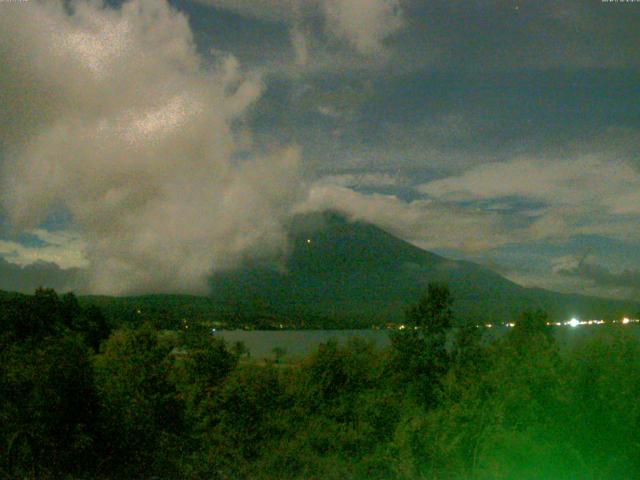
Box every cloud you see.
[0,230,88,269]
[0,257,82,294]
[418,155,638,207]
[191,0,300,23]
[553,255,640,298]
[196,0,404,56]
[417,152,640,242]
[297,182,517,251]
[299,143,640,263]
[315,172,405,189]
[290,26,310,66]
[0,0,303,295]
[322,0,403,55]
[192,0,640,81]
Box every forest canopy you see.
[1,286,639,479]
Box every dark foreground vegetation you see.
[2,286,640,479]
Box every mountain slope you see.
[208,211,639,325]
[32,211,635,328]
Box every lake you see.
[214,324,640,359]
[214,329,390,358]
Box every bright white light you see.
[623,317,630,325]
[306,239,312,244]
[569,318,580,328]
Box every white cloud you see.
[299,148,640,258]
[323,0,403,55]
[418,155,639,206]
[297,182,517,251]
[417,153,640,240]
[0,0,304,295]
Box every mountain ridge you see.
[207,211,640,325]
[2,211,637,328]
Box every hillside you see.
[3,211,636,329]
[207,211,640,325]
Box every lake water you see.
[215,325,640,359]
[215,329,390,358]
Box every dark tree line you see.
[1,285,640,479]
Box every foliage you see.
[0,289,108,479]
[388,283,453,406]
[93,323,185,478]
[0,334,97,479]
[1,286,640,479]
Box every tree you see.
[389,283,453,406]
[81,304,111,351]
[173,327,238,428]
[0,334,98,478]
[0,289,114,479]
[564,327,640,478]
[60,292,111,350]
[511,308,552,343]
[405,283,453,333]
[93,323,184,477]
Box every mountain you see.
[207,211,639,326]
[7,210,630,329]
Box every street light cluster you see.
[471,317,639,329]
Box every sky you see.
[0,0,639,299]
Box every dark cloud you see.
[557,258,640,293]
[0,258,82,294]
